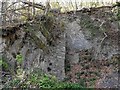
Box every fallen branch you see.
[22,1,45,10]
[99,21,108,46]
[96,21,108,59]
[6,2,19,10]
[7,6,29,12]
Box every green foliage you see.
[16,68,24,75]
[26,72,83,89]
[2,61,8,69]
[16,54,23,64]
[3,78,21,88]
[79,78,86,87]
[9,78,21,88]
[0,58,2,66]
[3,69,86,89]
[58,82,83,89]
[0,58,8,70]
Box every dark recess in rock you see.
[47,67,51,72]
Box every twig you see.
[6,2,19,10]
[99,21,108,46]
[7,6,29,12]
[44,0,51,15]
[69,0,74,11]
[100,32,107,45]
[74,0,78,15]
[96,21,108,59]
[22,1,45,10]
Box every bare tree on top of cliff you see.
[74,0,78,14]
[32,0,35,19]
[44,0,51,15]
[27,0,30,20]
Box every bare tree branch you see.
[22,1,46,10]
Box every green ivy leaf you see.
[16,54,23,64]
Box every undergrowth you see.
[2,68,92,89]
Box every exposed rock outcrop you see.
[1,6,119,85]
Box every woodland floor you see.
[66,53,119,88]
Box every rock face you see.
[1,28,66,80]
[41,33,66,80]
[66,21,92,64]
[1,6,119,82]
